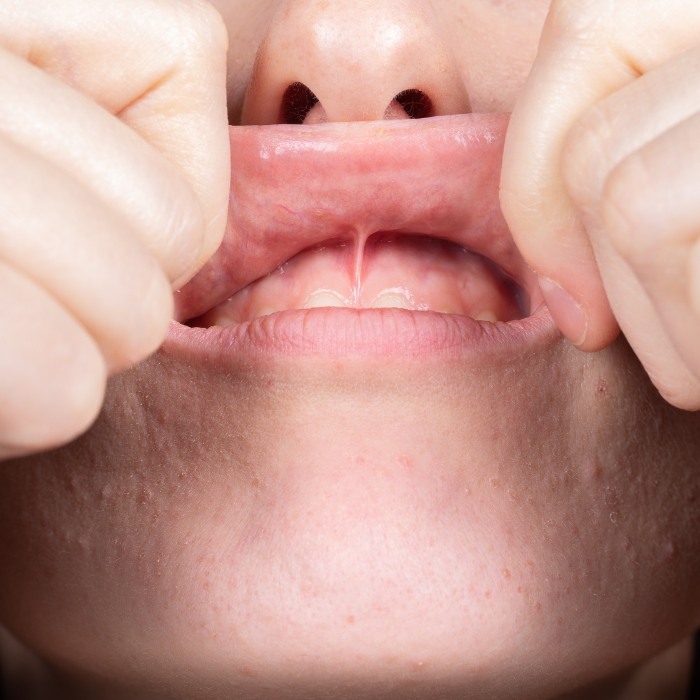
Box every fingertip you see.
[539,276,620,351]
[164,187,209,290]
[105,265,175,373]
[179,195,229,290]
[539,276,589,347]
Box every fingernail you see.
[538,277,588,347]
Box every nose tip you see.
[241,0,471,125]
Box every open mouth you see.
[170,113,549,359]
[188,233,526,327]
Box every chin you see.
[2,329,700,700]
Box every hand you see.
[0,0,230,457]
[501,0,700,409]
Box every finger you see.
[562,46,700,226]
[501,0,700,350]
[0,261,105,459]
[0,134,173,372]
[558,45,700,408]
[599,112,700,408]
[0,47,202,287]
[0,0,231,282]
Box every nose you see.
[241,0,471,124]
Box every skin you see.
[0,1,699,699]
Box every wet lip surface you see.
[166,113,557,364]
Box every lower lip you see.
[162,305,558,367]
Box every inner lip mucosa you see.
[186,232,528,329]
[179,114,539,330]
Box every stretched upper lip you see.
[174,112,538,323]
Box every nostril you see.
[280,84,434,124]
[393,89,433,119]
[281,82,320,124]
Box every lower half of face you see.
[2,1,700,698]
[1,332,699,700]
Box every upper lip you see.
[174,113,538,323]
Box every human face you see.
[1,2,700,699]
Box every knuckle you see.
[543,0,609,44]
[600,151,656,262]
[545,0,603,43]
[561,103,615,213]
[165,0,229,58]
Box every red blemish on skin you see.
[534,602,542,612]
[596,378,609,398]
[346,615,356,624]
[240,666,257,678]
[355,456,366,466]
[484,590,492,599]
[502,568,512,580]
[399,455,414,470]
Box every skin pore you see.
[1,1,700,699]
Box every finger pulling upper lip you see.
[174,112,537,323]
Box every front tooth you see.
[304,289,349,309]
[255,306,277,318]
[372,293,413,310]
[210,314,237,328]
[370,288,418,310]
[474,310,499,323]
